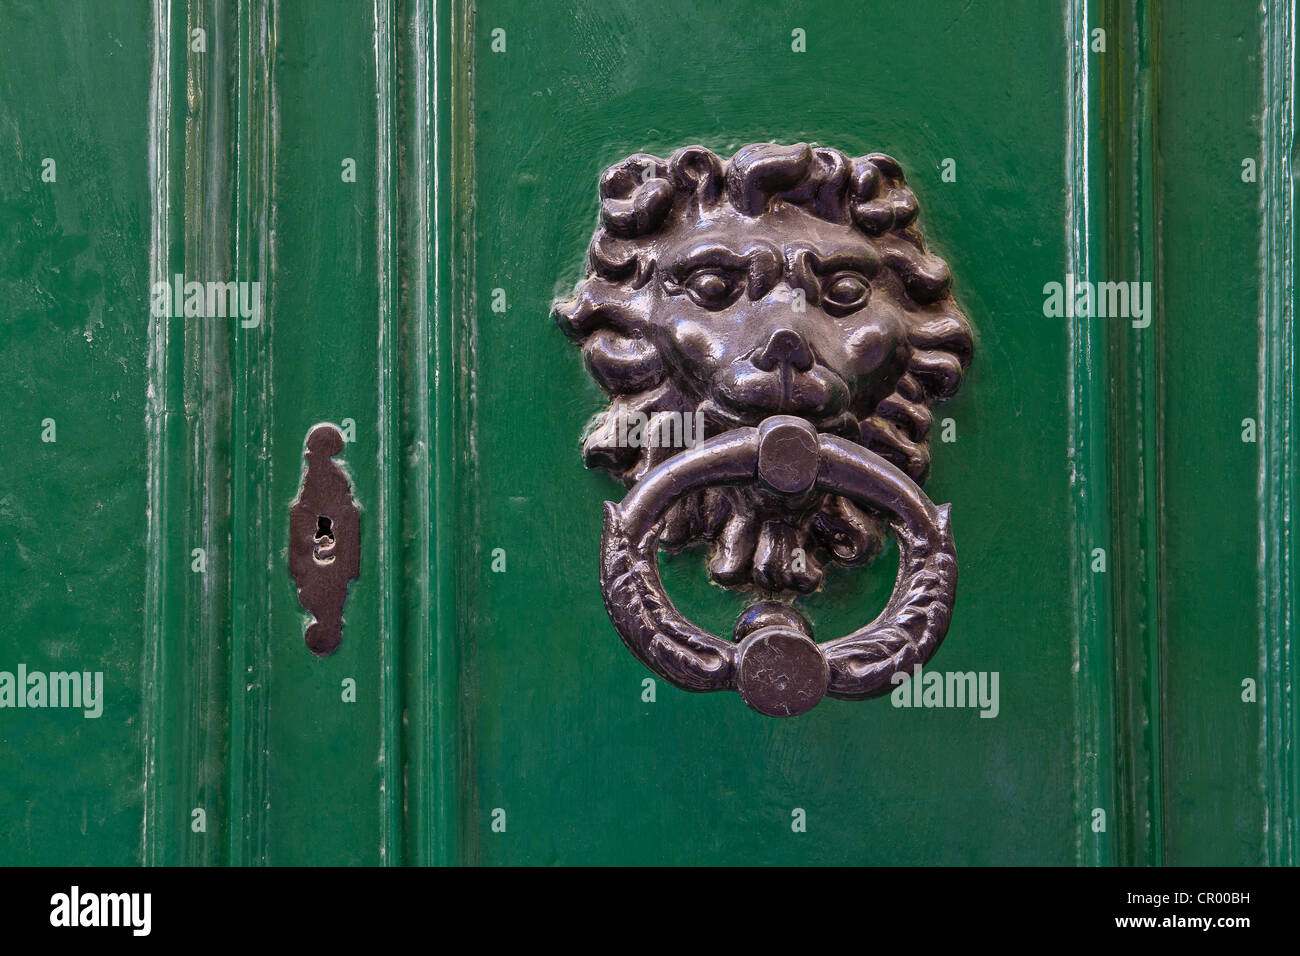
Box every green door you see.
[0,0,1295,866]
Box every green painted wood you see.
[1259,0,1300,868]
[0,0,1295,867]
[0,0,155,865]
[1153,0,1293,865]
[259,0,392,865]
[228,0,275,868]
[1068,0,1120,867]
[1098,0,1164,867]
[455,0,1086,865]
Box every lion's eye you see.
[684,270,741,309]
[823,273,870,314]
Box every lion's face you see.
[643,203,909,435]
[556,143,972,594]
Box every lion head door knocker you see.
[553,143,973,717]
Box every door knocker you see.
[554,142,973,716]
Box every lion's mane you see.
[554,142,973,593]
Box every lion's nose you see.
[753,328,815,373]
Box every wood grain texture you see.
[0,0,1294,866]
[1259,0,1296,867]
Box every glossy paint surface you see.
[0,0,1293,865]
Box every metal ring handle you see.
[598,415,957,716]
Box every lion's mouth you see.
[698,394,859,441]
[705,361,857,438]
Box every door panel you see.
[461,0,1080,866]
[1155,0,1291,865]
[0,0,1294,866]
[0,0,153,866]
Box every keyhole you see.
[312,514,337,566]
